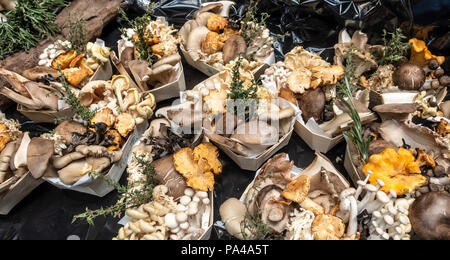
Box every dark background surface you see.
[0,0,448,240]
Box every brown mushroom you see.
[393,63,426,90]
[299,88,325,122]
[223,35,247,64]
[372,103,417,122]
[152,155,187,199]
[22,66,59,81]
[55,120,86,144]
[368,139,397,156]
[256,185,291,233]
[409,191,450,240]
[27,138,54,179]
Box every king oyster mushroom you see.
[372,103,417,122]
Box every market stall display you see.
[0,0,449,241]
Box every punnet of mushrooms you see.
[117,12,183,93]
[178,0,275,75]
[219,152,361,240]
[161,57,297,170]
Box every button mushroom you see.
[393,63,426,90]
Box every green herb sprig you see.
[227,57,259,115]
[0,0,68,60]
[65,16,87,53]
[377,28,411,66]
[337,51,372,163]
[240,0,270,45]
[72,154,159,225]
[57,66,95,122]
[119,5,156,65]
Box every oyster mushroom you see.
[256,184,291,233]
[57,157,112,185]
[231,120,279,146]
[27,138,54,179]
[186,26,211,61]
[299,88,325,122]
[393,63,426,90]
[54,120,86,144]
[11,132,31,170]
[372,103,417,122]
[194,3,223,19]
[22,66,59,81]
[409,191,450,240]
[79,80,112,107]
[0,141,16,183]
[223,35,247,64]
[152,155,187,199]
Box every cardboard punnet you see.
[0,172,44,215]
[17,58,113,123]
[43,121,148,197]
[180,44,275,78]
[294,119,344,153]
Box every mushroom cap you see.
[409,191,450,240]
[299,88,326,122]
[311,214,345,240]
[194,3,223,19]
[22,66,59,81]
[393,63,426,90]
[55,120,86,144]
[230,120,278,146]
[222,35,247,64]
[372,103,416,121]
[27,138,54,179]
[256,184,290,233]
[281,175,310,203]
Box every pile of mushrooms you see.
[156,60,297,158]
[117,17,181,91]
[260,46,377,138]
[178,1,274,71]
[0,112,44,195]
[114,119,219,240]
[0,39,111,112]
[79,74,156,125]
[220,153,361,240]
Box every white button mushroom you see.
[180,196,191,206]
[184,188,194,197]
[164,213,178,229]
[195,191,208,199]
[176,212,188,223]
[192,196,200,202]
[180,222,190,230]
[202,198,210,205]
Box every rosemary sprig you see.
[377,28,411,66]
[118,5,156,65]
[337,51,372,163]
[57,66,95,122]
[240,0,270,45]
[72,154,159,225]
[0,0,68,59]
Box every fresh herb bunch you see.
[119,5,156,65]
[72,154,159,225]
[65,15,87,53]
[58,66,95,122]
[377,28,411,66]
[240,0,270,45]
[227,57,258,102]
[0,0,68,60]
[337,51,372,163]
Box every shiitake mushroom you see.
[393,63,426,90]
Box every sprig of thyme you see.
[240,0,270,45]
[337,51,372,163]
[377,28,411,66]
[65,15,87,53]
[57,66,95,122]
[72,154,159,225]
[118,5,156,65]
[226,57,259,115]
